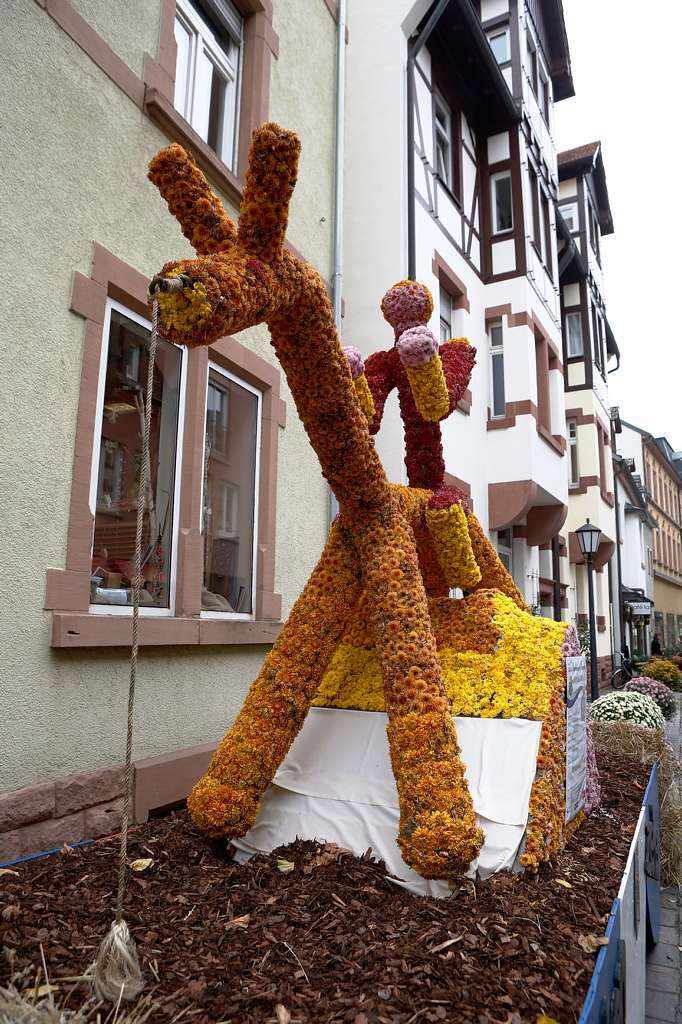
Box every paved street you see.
[646,697,682,1024]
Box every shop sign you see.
[626,602,652,617]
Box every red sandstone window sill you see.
[144,88,243,208]
[51,612,283,648]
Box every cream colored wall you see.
[69,0,161,77]
[0,0,335,791]
[270,0,336,279]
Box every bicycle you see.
[610,660,633,690]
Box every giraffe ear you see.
[148,143,237,255]
[237,123,301,264]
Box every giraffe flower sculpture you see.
[148,124,483,879]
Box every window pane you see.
[566,312,583,356]
[173,17,192,118]
[570,442,579,484]
[493,174,513,232]
[202,368,259,614]
[488,30,509,63]
[489,323,503,349]
[439,284,452,341]
[207,61,227,157]
[492,352,505,417]
[92,310,182,609]
[562,202,577,233]
[435,133,450,185]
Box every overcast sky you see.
[554,0,681,451]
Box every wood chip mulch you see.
[0,750,650,1023]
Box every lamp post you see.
[576,518,603,701]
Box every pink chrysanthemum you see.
[397,326,439,367]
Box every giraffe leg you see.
[347,497,484,879]
[425,486,481,591]
[466,511,528,610]
[188,521,362,838]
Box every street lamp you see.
[576,518,603,701]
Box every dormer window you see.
[539,69,550,123]
[565,311,583,357]
[491,171,513,234]
[526,31,538,95]
[588,201,601,261]
[561,202,578,233]
[487,28,510,64]
[434,95,453,190]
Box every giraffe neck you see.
[268,262,389,511]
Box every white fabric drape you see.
[233,707,542,897]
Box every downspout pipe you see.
[612,449,625,663]
[407,0,451,280]
[332,0,347,328]
[329,0,347,521]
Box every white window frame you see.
[488,319,505,418]
[88,298,188,617]
[487,27,510,64]
[200,360,262,620]
[439,284,452,342]
[568,418,579,487]
[526,30,538,95]
[433,94,453,189]
[561,201,578,233]
[174,0,243,172]
[565,310,583,358]
[539,66,550,122]
[491,171,513,234]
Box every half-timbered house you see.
[556,142,620,681]
[343,0,574,615]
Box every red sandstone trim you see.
[0,743,220,863]
[45,243,284,646]
[432,251,471,313]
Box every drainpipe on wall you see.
[551,535,562,622]
[612,454,625,665]
[329,0,347,522]
[407,0,451,280]
[331,0,347,328]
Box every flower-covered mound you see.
[624,676,677,720]
[314,594,581,872]
[314,590,567,719]
[590,691,665,730]
[642,658,682,690]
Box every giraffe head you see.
[148,124,307,346]
[380,280,433,341]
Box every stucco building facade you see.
[0,0,340,858]
[343,0,574,620]
[556,142,620,682]
[616,423,682,655]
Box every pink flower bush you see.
[582,720,601,814]
[561,626,580,659]
[624,675,677,721]
[396,326,440,367]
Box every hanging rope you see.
[90,298,161,1004]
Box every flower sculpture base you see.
[314,592,588,871]
[231,706,543,896]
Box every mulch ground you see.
[1,750,650,1024]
